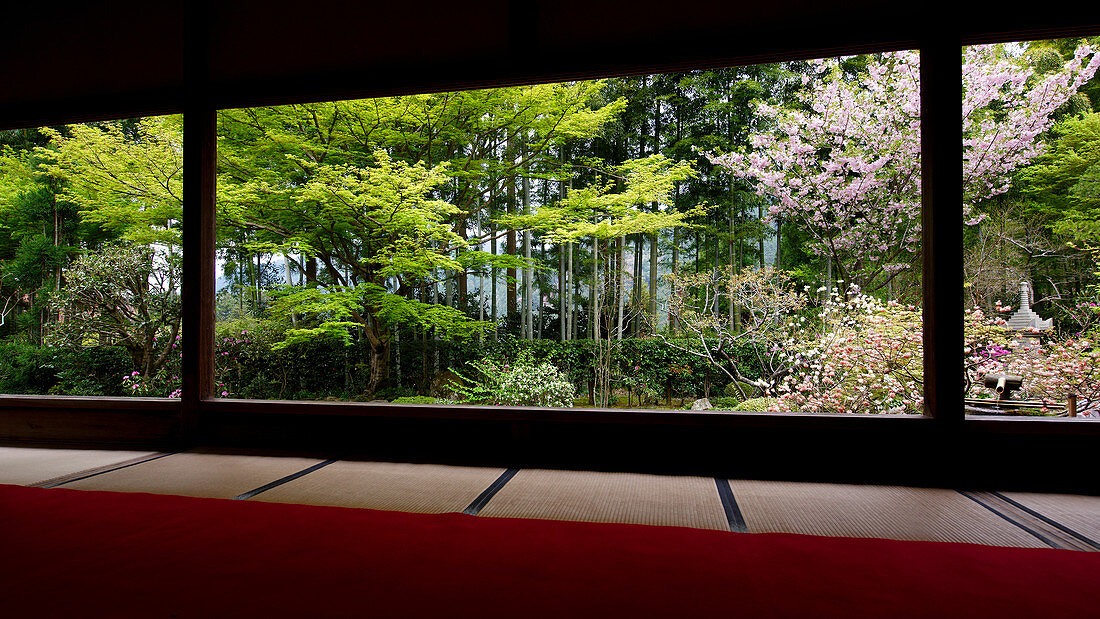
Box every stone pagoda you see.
[1006,281,1052,332]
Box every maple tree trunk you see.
[305,258,318,286]
[366,343,390,396]
[362,320,390,396]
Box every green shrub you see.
[196,325,769,401]
[448,350,576,407]
[497,361,576,407]
[0,343,130,396]
[735,397,778,412]
[399,335,761,401]
[710,397,742,410]
[723,380,758,400]
[55,346,131,396]
[214,317,371,399]
[0,343,58,394]
[375,385,417,401]
[288,390,326,400]
[391,395,441,404]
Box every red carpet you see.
[1,484,1096,618]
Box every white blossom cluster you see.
[495,361,576,408]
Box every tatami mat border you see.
[30,452,175,489]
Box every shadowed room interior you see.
[1,2,1098,617]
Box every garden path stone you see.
[690,398,713,411]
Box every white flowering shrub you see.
[449,350,576,408]
[773,286,924,414]
[496,360,576,408]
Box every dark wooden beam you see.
[181,0,216,445]
[922,33,965,429]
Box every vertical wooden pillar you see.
[921,35,964,429]
[180,0,216,444]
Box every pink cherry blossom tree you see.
[708,44,1100,296]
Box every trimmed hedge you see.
[0,343,131,396]
[391,395,442,404]
[735,397,778,411]
[392,335,763,403]
[709,397,742,410]
[209,332,767,401]
[0,325,770,402]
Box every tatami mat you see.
[478,469,729,531]
[731,480,1048,548]
[60,453,324,499]
[5,445,1095,548]
[1002,492,1100,545]
[251,461,505,513]
[0,447,155,486]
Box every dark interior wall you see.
[202,410,1100,493]
[4,1,1096,126]
[0,2,184,127]
[210,0,511,104]
[205,0,923,108]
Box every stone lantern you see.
[1005,281,1051,349]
